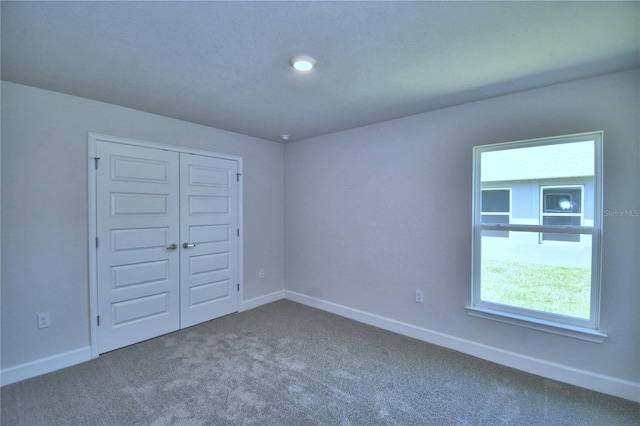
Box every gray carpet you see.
[2,300,639,425]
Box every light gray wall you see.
[1,82,285,369]
[2,69,638,388]
[284,69,639,383]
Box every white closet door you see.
[96,142,180,353]
[179,153,239,328]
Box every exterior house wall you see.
[484,177,595,224]
[482,177,595,268]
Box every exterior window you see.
[481,189,510,237]
[540,186,583,242]
[469,132,604,341]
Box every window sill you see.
[466,306,607,343]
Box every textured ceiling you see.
[2,1,639,142]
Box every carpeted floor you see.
[2,300,639,425]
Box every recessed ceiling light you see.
[280,134,290,141]
[290,56,316,72]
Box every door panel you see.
[112,293,171,325]
[180,154,239,328]
[96,142,180,353]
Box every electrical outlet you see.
[259,268,265,279]
[37,312,51,329]
[415,290,424,303]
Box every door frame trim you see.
[87,133,243,358]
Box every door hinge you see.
[96,237,99,248]
[237,228,240,237]
[94,157,100,169]
[236,173,241,182]
[97,315,100,326]
[237,283,240,292]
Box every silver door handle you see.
[167,243,178,250]
[182,242,196,249]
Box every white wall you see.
[2,70,638,400]
[284,69,640,398]
[1,82,285,371]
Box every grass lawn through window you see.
[481,259,591,319]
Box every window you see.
[540,185,583,242]
[469,132,604,341]
[481,188,510,237]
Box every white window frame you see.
[467,131,606,342]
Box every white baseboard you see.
[284,290,640,402]
[4,293,638,402]
[241,289,285,312]
[1,346,92,387]
[1,291,288,387]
